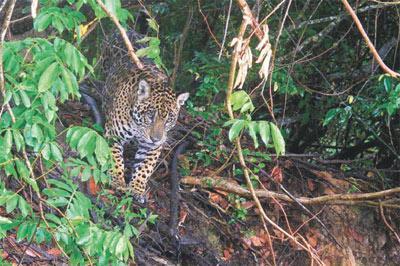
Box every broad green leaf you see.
[61,67,79,95]
[50,143,63,161]
[0,216,12,224]
[258,121,270,147]
[247,121,259,148]
[34,13,52,32]
[38,62,59,92]
[6,195,18,213]
[95,136,110,165]
[47,179,73,192]
[77,131,96,158]
[228,120,245,142]
[230,90,250,111]
[12,130,24,152]
[270,123,285,156]
[19,90,31,107]
[4,129,12,154]
[81,167,91,182]
[18,198,31,217]
[41,143,51,160]
[323,108,340,126]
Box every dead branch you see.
[95,0,143,69]
[181,176,400,208]
[341,0,400,78]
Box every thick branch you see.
[181,176,400,208]
[95,0,143,69]
[341,0,400,78]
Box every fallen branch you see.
[341,0,400,78]
[181,176,400,208]
[95,0,143,69]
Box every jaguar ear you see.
[177,92,189,106]
[138,79,150,101]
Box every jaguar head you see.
[132,79,189,145]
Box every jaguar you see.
[101,30,189,202]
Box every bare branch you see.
[95,0,143,69]
[341,0,400,78]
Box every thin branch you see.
[341,0,400,78]
[95,0,143,69]
[218,0,233,60]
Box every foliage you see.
[0,1,157,264]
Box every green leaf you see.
[6,195,18,213]
[81,166,91,182]
[323,108,340,126]
[383,77,392,92]
[258,121,270,147]
[47,179,74,193]
[0,216,12,224]
[230,90,250,111]
[12,130,24,152]
[61,67,79,95]
[41,143,51,160]
[50,143,63,162]
[77,131,96,158]
[105,0,119,17]
[34,13,52,32]
[19,90,31,107]
[95,136,110,165]
[4,129,12,155]
[18,198,31,217]
[38,62,59,92]
[270,123,285,156]
[228,120,245,142]
[247,121,259,148]
[147,18,159,32]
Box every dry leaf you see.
[47,248,62,256]
[250,236,264,247]
[271,166,283,183]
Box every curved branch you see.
[341,0,400,78]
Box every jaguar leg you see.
[110,142,127,191]
[128,145,162,200]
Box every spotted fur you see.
[101,30,189,201]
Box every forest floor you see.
[2,97,399,266]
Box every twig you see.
[218,0,232,60]
[181,176,400,208]
[341,0,400,78]
[95,0,143,69]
